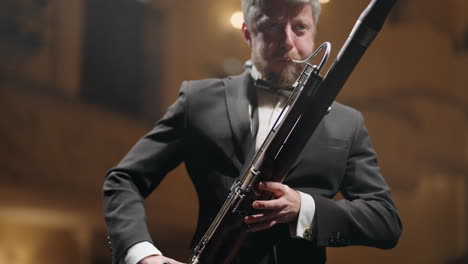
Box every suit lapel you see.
[224,71,256,164]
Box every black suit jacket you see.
[103,70,402,264]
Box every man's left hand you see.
[244,181,301,232]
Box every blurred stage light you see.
[230,11,244,29]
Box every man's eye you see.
[296,24,307,31]
[268,23,279,30]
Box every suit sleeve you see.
[313,112,402,249]
[103,82,189,264]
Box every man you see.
[103,0,402,264]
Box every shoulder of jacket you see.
[331,101,360,115]
[331,101,364,120]
[181,71,249,94]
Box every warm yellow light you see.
[230,11,244,29]
[319,0,331,3]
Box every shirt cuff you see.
[123,241,162,264]
[290,191,316,239]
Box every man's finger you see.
[244,210,278,224]
[139,255,186,264]
[252,198,285,210]
[258,181,286,196]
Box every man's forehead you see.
[254,2,313,22]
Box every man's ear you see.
[242,23,252,47]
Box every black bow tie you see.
[254,79,294,92]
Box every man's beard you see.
[252,48,303,88]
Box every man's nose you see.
[280,26,295,51]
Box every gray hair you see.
[241,0,321,30]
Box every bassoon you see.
[190,1,397,263]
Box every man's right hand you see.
[139,255,186,264]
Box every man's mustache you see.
[286,51,301,61]
[283,49,316,62]
[273,51,302,61]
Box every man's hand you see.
[139,255,186,264]
[244,181,301,232]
